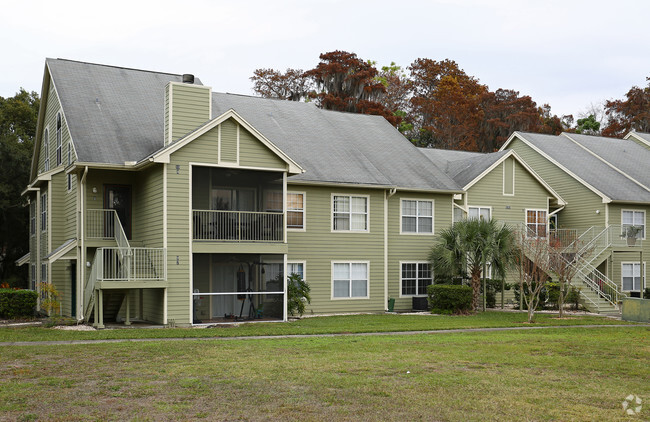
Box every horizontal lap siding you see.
[142,289,164,324]
[170,84,210,142]
[220,119,237,162]
[609,203,650,287]
[388,192,453,311]
[287,185,385,313]
[168,130,222,325]
[132,166,164,247]
[239,125,286,169]
[506,138,605,231]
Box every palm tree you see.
[429,219,517,312]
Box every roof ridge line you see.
[49,58,184,77]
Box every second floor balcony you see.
[193,210,284,242]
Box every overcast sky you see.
[1,0,648,118]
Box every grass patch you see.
[0,327,648,420]
[0,311,636,343]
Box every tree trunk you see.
[471,271,481,312]
[558,277,565,318]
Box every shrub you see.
[644,288,650,300]
[0,288,38,319]
[479,279,509,308]
[546,282,561,309]
[427,284,472,314]
[287,273,311,317]
[566,286,581,310]
[513,282,548,310]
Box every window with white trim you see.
[56,113,62,166]
[287,262,305,280]
[622,262,645,292]
[30,202,36,236]
[401,199,433,233]
[41,193,47,232]
[41,263,47,283]
[332,262,368,298]
[67,174,72,191]
[401,262,432,296]
[67,141,71,166]
[622,210,645,239]
[333,195,368,231]
[526,209,546,237]
[43,128,49,171]
[468,206,491,221]
[287,193,304,229]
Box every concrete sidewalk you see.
[1,323,648,347]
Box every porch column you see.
[124,291,131,326]
[97,289,105,329]
[93,289,99,328]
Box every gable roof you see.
[210,93,461,191]
[46,58,200,165]
[44,59,461,192]
[501,132,650,203]
[625,131,650,148]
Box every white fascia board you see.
[502,132,611,203]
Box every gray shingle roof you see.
[47,58,201,164]
[211,93,460,191]
[630,131,650,143]
[515,132,650,202]
[418,148,508,188]
[48,59,461,192]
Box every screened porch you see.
[192,253,287,324]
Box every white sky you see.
[1,0,648,118]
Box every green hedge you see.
[0,289,38,319]
[427,284,472,314]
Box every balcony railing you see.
[193,210,284,242]
[95,247,167,281]
[86,209,128,248]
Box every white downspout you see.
[384,188,397,311]
[79,166,88,320]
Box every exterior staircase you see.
[83,210,166,324]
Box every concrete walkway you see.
[1,323,648,347]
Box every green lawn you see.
[0,311,636,343]
[1,326,648,421]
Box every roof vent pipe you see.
[182,74,195,84]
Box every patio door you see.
[104,185,132,239]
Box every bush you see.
[479,279,509,308]
[0,288,38,319]
[566,286,581,310]
[513,282,548,310]
[287,273,311,317]
[644,288,650,300]
[546,282,561,309]
[427,284,472,314]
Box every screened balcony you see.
[192,167,285,242]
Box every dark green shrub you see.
[644,288,650,300]
[513,282,548,310]
[566,286,581,310]
[546,282,560,309]
[0,288,38,318]
[427,284,472,314]
[287,273,311,317]
[479,279,509,308]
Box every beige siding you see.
[506,137,605,231]
[169,83,211,143]
[287,185,386,313]
[37,82,76,174]
[132,165,164,247]
[387,192,454,311]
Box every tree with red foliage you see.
[305,51,398,125]
[250,68,313,101]
[602,77,650,137]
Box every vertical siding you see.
[286,185,385,313]
[387,192,453,310]
[220,119,238,162]
[506,138,605,231]
[169,84,211,142]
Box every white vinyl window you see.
[41,193,47,232]
[288,262,305,280]
[622,262,645,292]
[41,263,47,283]
[401,199,433,234]
[31,264,36,291]
[332,262,369,299]
[468,206,491,221]
[67,174,72,192]
[56,113,62,166]
[43,128,49,171]
[400,262,432,296]
[287,192,305,230]
[526,209,547,238]
[333,195,368,231]
[622,210,645,239]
